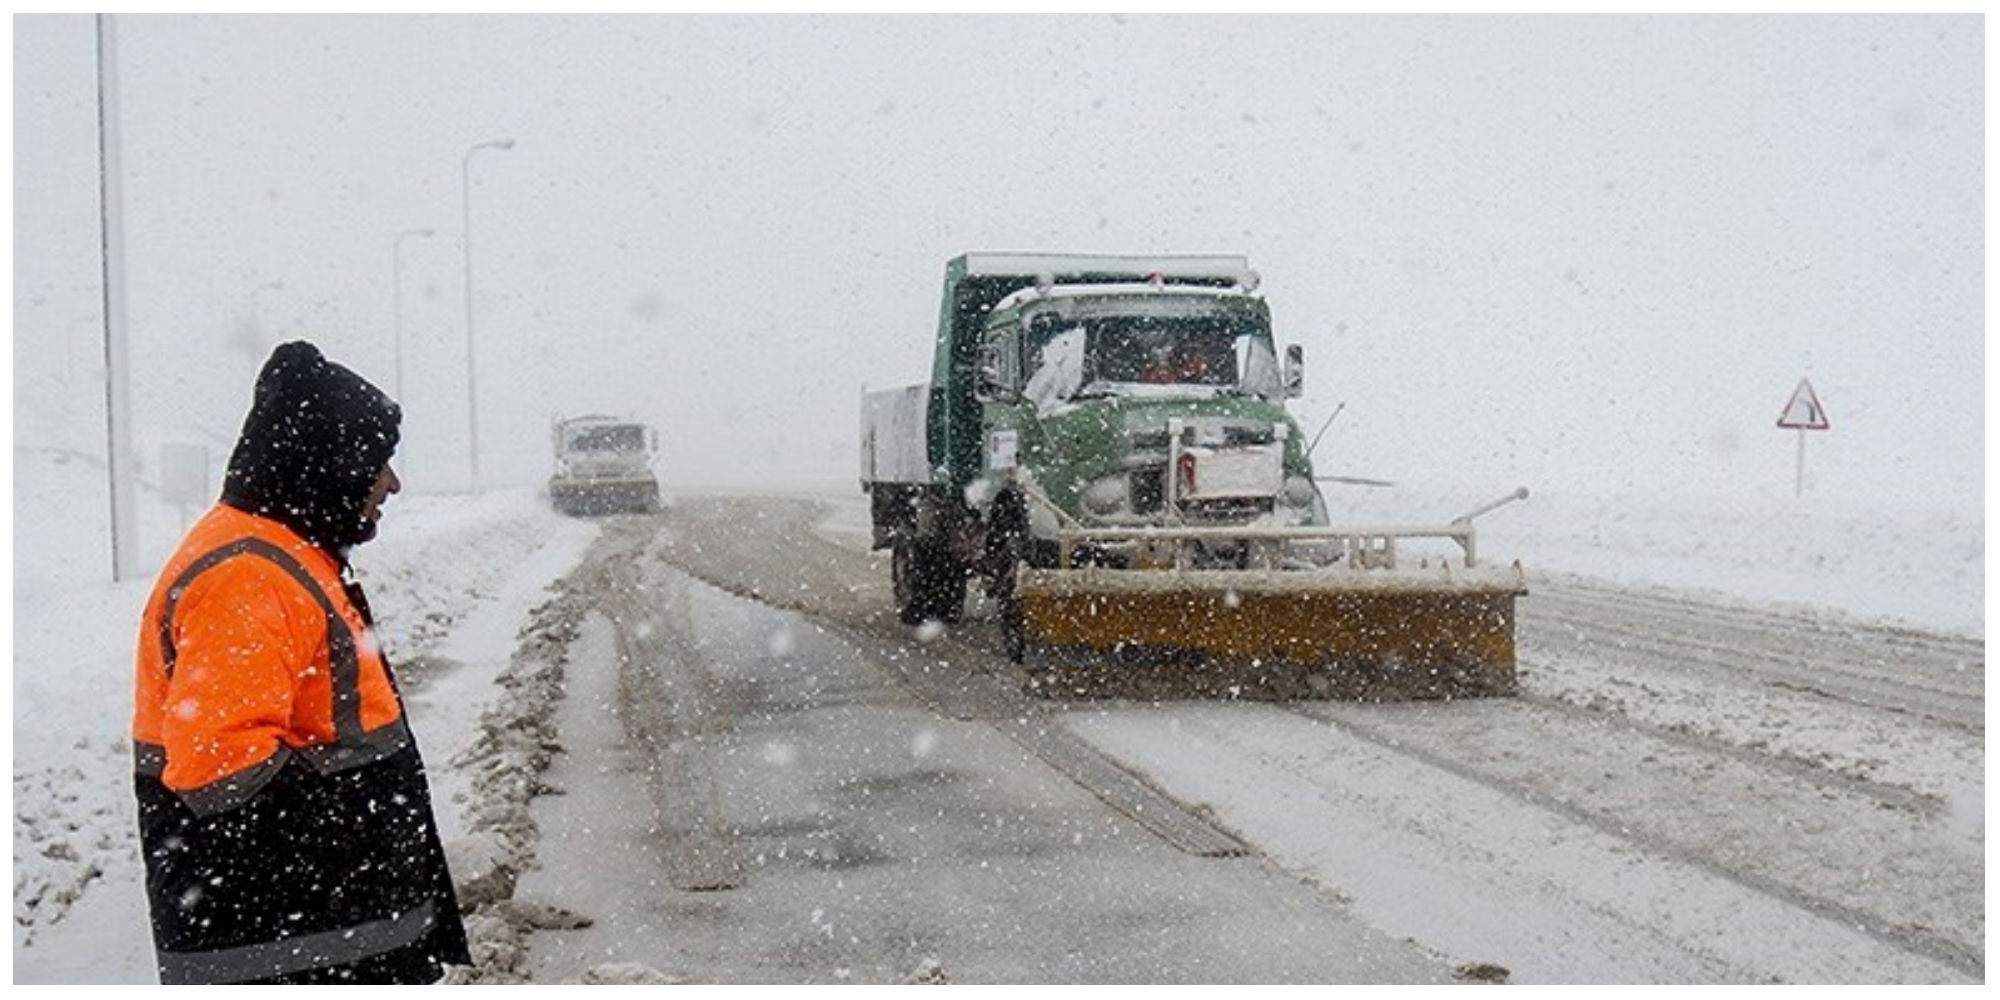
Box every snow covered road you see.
[483,510,1454,984]
[625,491,1982,984]
[12,485,1982,984]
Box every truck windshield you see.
[1022,299,1282,407]
[567,425,647,452]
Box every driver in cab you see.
[1139,342,1209,384]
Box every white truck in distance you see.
[547,414,661,515]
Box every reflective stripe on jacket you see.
[132,504,410,815]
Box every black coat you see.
[136,741,471,983]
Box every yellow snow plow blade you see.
[1017,569,1522,699]
[1009,495,1530,700]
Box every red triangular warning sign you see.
[1776,378,1830,430]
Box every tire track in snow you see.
[1278,698,1983,979]
[1523,584,1982,731]
[1070,702,1975,984]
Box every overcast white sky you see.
[13,14,1984,516]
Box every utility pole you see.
[97,14,139,581]
[461,137,514,493]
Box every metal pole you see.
[1795,427,1805,497]
[460,150,477,494]
[96,14,139,581]
[1306,401,1346,457]
[392,227,434,402]
[461,138,514,494]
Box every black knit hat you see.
[221,341,401,552]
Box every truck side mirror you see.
[974,344,1015,403]
[1284,344,1304,398]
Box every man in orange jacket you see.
[132,341,470,983]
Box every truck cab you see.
[861,253,1327,623]
[971,281,1326,562]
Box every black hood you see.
[221,341,401,553]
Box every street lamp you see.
[392,228,435,401]
[461,136,515,494]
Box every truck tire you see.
[892,540,923,624]
[928,544,968,624]
[1000,585,1026,663]
[893,538,965,625]
[984,488,1031,661]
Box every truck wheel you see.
[927,545,967,624]
[1000,589,1026,663]
[892,540,924,624]
[893,539,965,625]
[988,537,1028,661]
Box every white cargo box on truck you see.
[955,251,1249,280]
[859,384,931,485]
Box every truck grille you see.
[1130,466,1165,514]
[1182,496,1276,523]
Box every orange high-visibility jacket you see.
[133,504,410,816]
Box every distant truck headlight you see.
[1083,475,1130,515]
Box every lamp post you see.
[97,13,138,580]
[461,136,515,494]
[392,228,434,401]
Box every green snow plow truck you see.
[859,252,1527,699]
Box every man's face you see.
[358,463,401,542]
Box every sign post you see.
[1775,377,1830,496]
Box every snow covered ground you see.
[8,449,1984,983]
[1329,478,1982,639]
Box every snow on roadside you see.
[431,545,602,983]
[361,491,600,848]
[1326,481,1983,638]
[10,578,154,983]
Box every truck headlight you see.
[1083,475,1129,515]
[1281,475,1318,509]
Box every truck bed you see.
[859,383,932,486]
